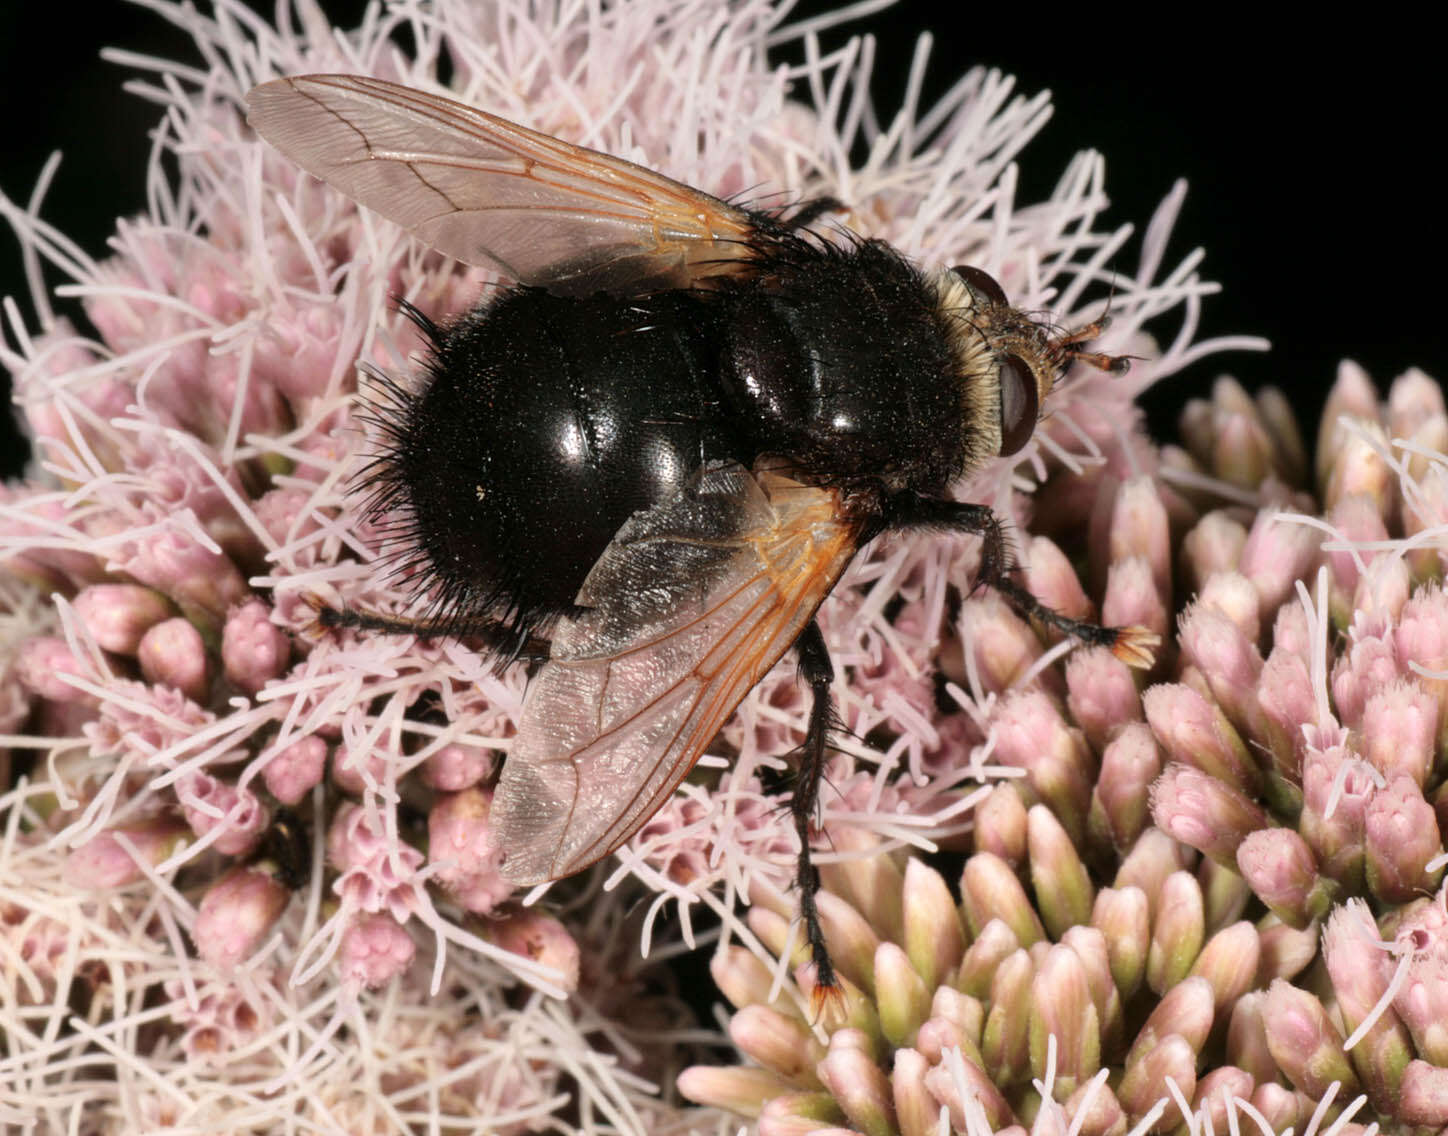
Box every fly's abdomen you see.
[384,288,738,635]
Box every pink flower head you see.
[220,599,291,695]
[327,803,423,923]
[164,974,273,1063]
[179,771,267,857]
[261,735,329,805]
[338,912,416,990]
[428,787,510,914]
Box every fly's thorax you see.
[716,239,970,493]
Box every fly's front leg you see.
[790,619,842,1009]
[880,494,1158,667]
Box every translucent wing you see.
[493,464,860,884]
[245,73,763,295]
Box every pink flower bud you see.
[890,1048,937,1136]
[1394,584,1448,683]
[1027,805,1094,941]
[428,787,510,914]
[990,691,1093,842]
[331,740,391,796]
[421,741,494,791]
[1030,944,1100,1094]
[64,818,191,888]
[1108,476,1171,601]
[1332,630,1402,731]
[481,909,581,993]
[1100,555,1167,648]
[1236,828,1333,929]
[923,1047,1012,1132]
[1021,535,1094,626]
[1143,682,1258,797]
[121,529,248,630]
[1091,886,1149,998]
[1197,570,1261,643]
[1360,679,1438,787]
[1365,775,1444,902]
[1324,426,1392,517]
[1387,368,1445,437]
[1353,554,1411,625]
[1391,903,1448,1065]
[1324,495,1389,608]
[1192,1066,1255,1136]
[957,918,1022,1000]
[959,852,1045,948]
[974,783,1028,868]
[1189,921,1261,1015]
[1114,827,1193,920]
[1271,602,1311,660]
[1239,512,1320,619]
[221,599,290,695]
[253,487,325,555]
[1399,1059,1448,1127]
[982,950,1033,1085]
[16,636,94,703]
[1126,976,1214,1071]
[1322,900,1415,1110]
[262,735,328,804]
[137,617,210,701]
[1315,360,1380,486]
[1090,723,1161,851]
[677,1066,791,1117]
[338,912,415,989]
[816,1028,896,1136]
[1178,603,1264,736]
[1150,764,1268,867]
[1118,1032,1197,1122]
[1300,744,1373,888]
[193,867,291,969]
[73,583,173,654]
[1182,511,1249,595]
[958,593,1044,695]
[901,858,965,991]
[1257,644,1314,784]
[710,945,779,1012]
[1261,979,1358,1099]
[1205,394,1273,488]
[1065,647,1144,753]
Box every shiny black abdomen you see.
[391,289,744,632]
[383,239,967,642]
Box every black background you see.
[3,1,1442,480]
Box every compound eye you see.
[997,353,1039,456]
[951,264,1008,307]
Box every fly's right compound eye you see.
[996,353,1039,456]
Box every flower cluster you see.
[681,365,1448,1135]
[3,0,1433,1133]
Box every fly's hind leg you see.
[790,619,842,1009]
